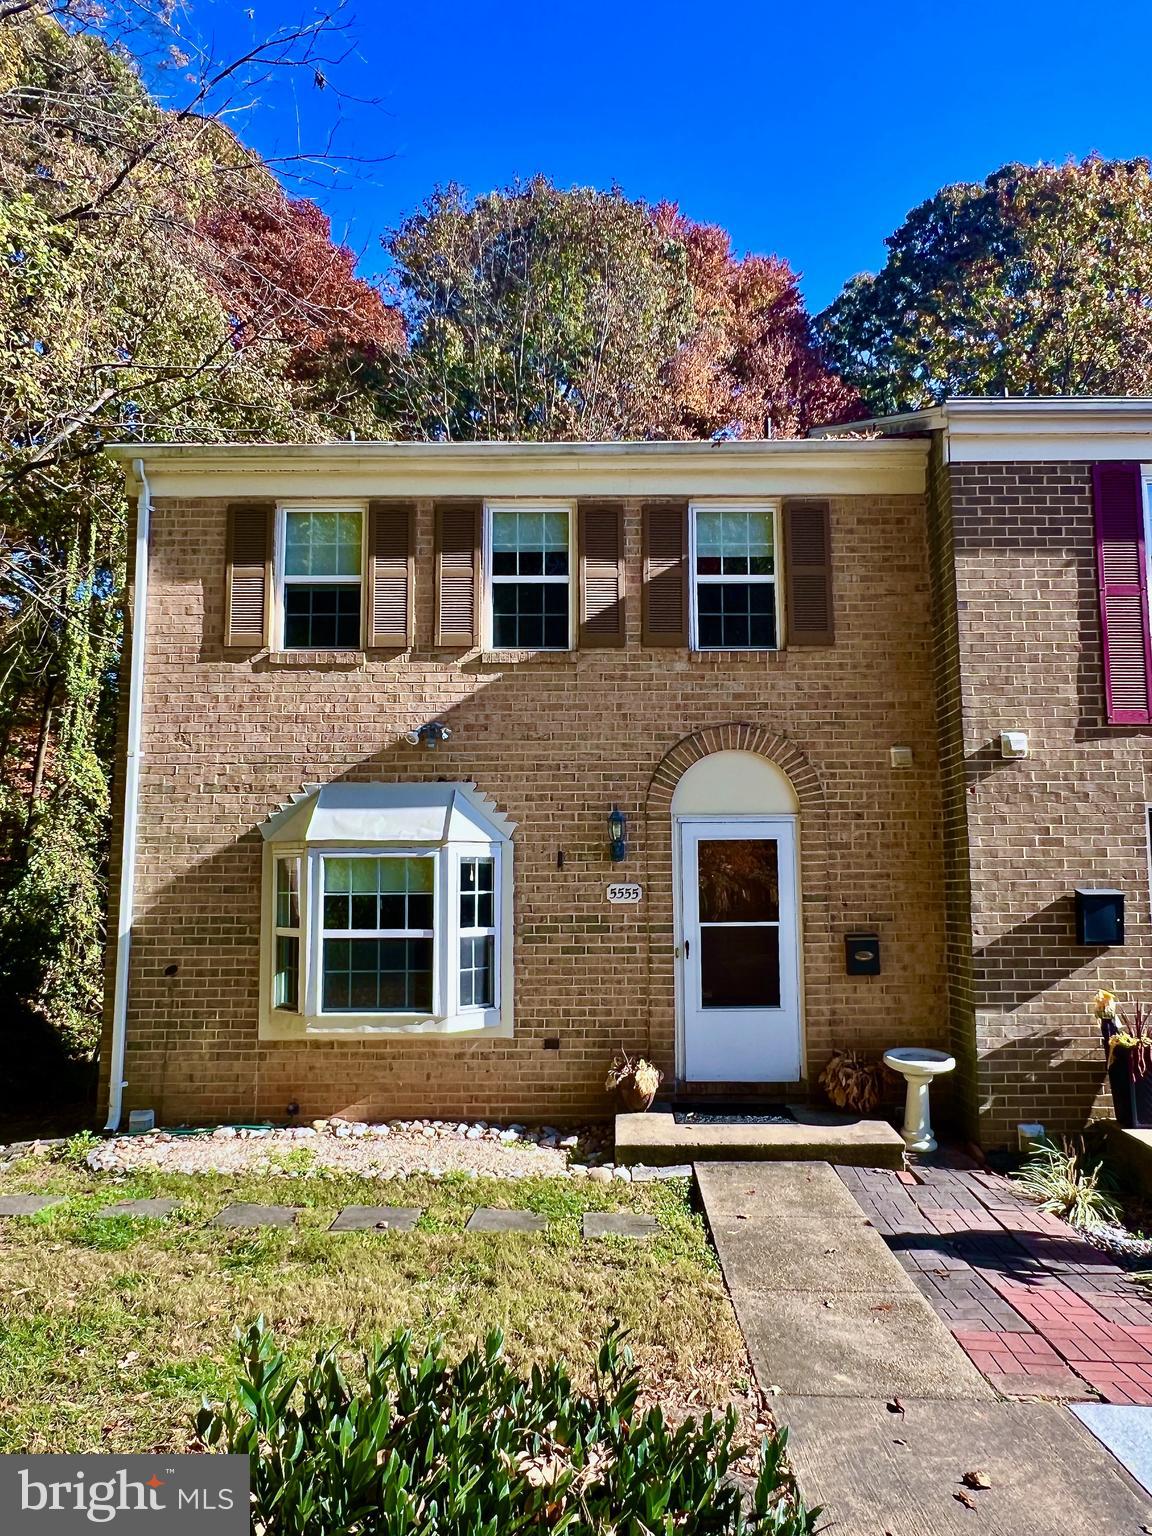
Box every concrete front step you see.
[615,1108,905,1168]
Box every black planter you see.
[1106,1049,1152,1129]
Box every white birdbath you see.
[883,1047,956,1155]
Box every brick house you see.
[816,398,1152,1146]
[102,403,1152,1146]
[99,438,944,1132]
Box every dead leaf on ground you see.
[962,1469,991,1490]
[954,1489,977,1510]
[886,1397,906,1417]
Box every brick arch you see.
[646,723,825,815]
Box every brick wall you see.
[99,489,945,1127]
[940,459,1152,1145]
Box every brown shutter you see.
[783,499,834,646]
[641,500,688,646]
[578,499,625,647]
[435,498,481,647]
[224,500,273,648]
[1093,461,1152,724]
[367,499,414,648]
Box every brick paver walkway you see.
[837,1163,1152,1404]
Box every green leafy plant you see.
[196,1319,818,1535]
[267,1145,317,1174]
[1013,1138,1120,1229]
[57,1130,102,1167]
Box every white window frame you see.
[273,500,368,651]
[455,851,499,1012]
[688,499,781,653]
[483,500,575,652]
[261,839,508,1038]
[272,854,302,1011]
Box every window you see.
[459,856,495,1007]
[487,503,572,650]
[280,505,363,649]
[261,783,513,1038]
[273,856,301,1010]
[690,503,778,651]
[320,855,434,1012]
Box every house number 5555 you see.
[607,883,643,904]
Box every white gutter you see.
[104,457,151,1132]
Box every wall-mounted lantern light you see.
[608,805,628,863]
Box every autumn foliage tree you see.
[380,178,856,441]
[818,156,1152,415]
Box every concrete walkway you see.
[696,1162,1152,1534]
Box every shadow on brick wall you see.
[973,896,1102,1010]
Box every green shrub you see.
[1013,1137,1120,1229]
[196,1319,816,1535]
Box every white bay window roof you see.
[260,781,516,848]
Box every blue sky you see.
[177,1,1152,313]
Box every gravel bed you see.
[76,1117,629,1181]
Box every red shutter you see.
[579,500,625,646]
[783,499,834,646]
[435,499,481,647]
[367,500,414,648]
[641,500,688,646]
[1093,462,1152,725]
[224,501,273,648]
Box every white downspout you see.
[104,456,151,1132]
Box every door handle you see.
[684,939,690,958]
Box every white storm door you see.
[679,818,801,1083]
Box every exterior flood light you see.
[608,805,628,863]
[404,721,452,749]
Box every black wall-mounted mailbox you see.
[845,933,881,976]
[1075,888,1125,946]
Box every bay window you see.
[260,782,513,1038]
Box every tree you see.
[0,3,398,1087]
[817,156,1152,416]
[654,207,859,439]
[382,180,855,442]
[382,178,695,441]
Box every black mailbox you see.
[1075,888,1125,946]
[845,933,881,976]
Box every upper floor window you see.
[690,502,778,651]
[279,504,364,649]
[485,503,572,651]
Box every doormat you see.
[674,1105,795,1125]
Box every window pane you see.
[322,857,434,932]
[696,582,776,649]
[274,935,299,1010]
[283,584,361,648]
[322,937,433,1012]
[460,934,494,1008]
[700,926,780,1008]
[275,858,300,929]
[695,508,773,577]
[492,583,568,650]
[698,839,779,923]
[491,509,569,576]
[460,859,494,930]
[284,508,362,577]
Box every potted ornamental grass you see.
[1096,989,1152,1129]
[605,1050,663,1112]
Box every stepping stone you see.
[95,1198,179,1220]
[0,1194,61,1217]
[329,1205,421,1232]
[583,1212,658,1240]
[465,1208,547,1234]
[209,1202,299,1229]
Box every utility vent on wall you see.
[889,746,914,769]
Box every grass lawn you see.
[0,1155,749,1453]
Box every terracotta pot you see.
[616,1080,656,1113]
